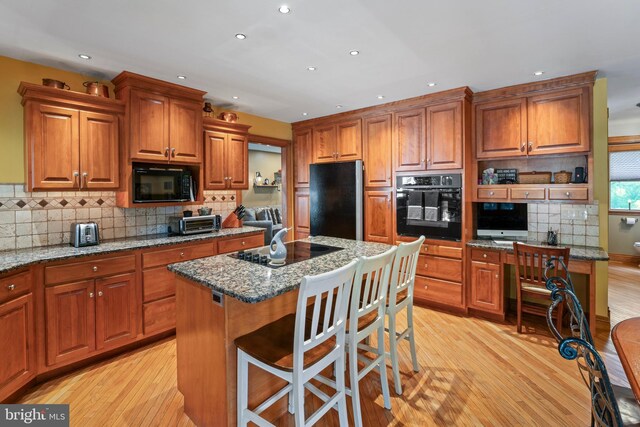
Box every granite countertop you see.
[467,239,609,261]
[168,236,393,304]
[0,226,264,275]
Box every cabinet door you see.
[95,273,137,350]
[395,108,426,172]
[294,191,310,237]
[313,124,337,163]
[204,131,227,190]
[427,101,463,170]
[0,294,35,401]
[129,90,170,162]
[475,98,527,159]
[45,280,96,366]
[169,99,202,163]
[364,190,393,244]
[336,119,362,161]
[527,87,590,155]
[364,115,393,187]
[79,111,119,189]
[29,104,79,190]
[469,261,502,313]
[226,134,248,189]
[294,128,313,187]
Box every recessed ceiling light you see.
[336,105,343,109]
[278,5,291,13]
[533,71,545,76]
[177,75,187,80]
[307,66,317,71]
[78,54,91,60]
[427,82,437,87]
[232,96,239,100]
[302,112,308,116]
[349,50,360,56]
[235,33,247,40]
[377,95,385,99]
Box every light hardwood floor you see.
[20,262,640,426]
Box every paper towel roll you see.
[626,218,637,225]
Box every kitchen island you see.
[168,236,393,427]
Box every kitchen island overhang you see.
[168,236,394,427]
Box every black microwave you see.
[133,165,195,203]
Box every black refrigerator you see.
[309,161,363,240]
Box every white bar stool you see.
[235,259,358,426]
[385,236,424,395]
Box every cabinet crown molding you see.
[473,70,598,103]
[112,71,207,102]
[203,117,252,134]
[18,82,125,114]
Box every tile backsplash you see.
[527,203,600,247]
[0,184,237,251]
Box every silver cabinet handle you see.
[424,285,429,290]
[528,141,533,152]
[520,143,526,152]
[164,147,170,158]
[180,252,185,257]
[489,191,494,196]
[89,292,94,298]
[7,284,15,291]
[73,171,80,188]
[92,266,98,272]
[566,192,571,197]
[82,172,88,189]
[171,147,176,158]
[483,253,487,258]
[495,274,499,279]
[242,241,246,246]
[524,191,529,198]
[421,158,426,165]
[98,291,103,297]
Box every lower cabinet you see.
[0,293,35,401]
[294,191,310,239]
[45,273,137,367]
[469,260,503,314]
[364,189,393,244]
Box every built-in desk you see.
[466,240,609,335]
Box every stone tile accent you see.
[527,202,599,247]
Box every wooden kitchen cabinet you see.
[364,190,393,244]
[95,273,137,350]
[469,260,502,314]
[294,128,313,187]
[313,124,337,163]
[313,119,362,163]
[19,82,124,191]
[294,191,311,239]
[395,108,426,172]
[169,98,203,163]
[475,98,527,159]
[0,293,35,402]
[426,101,463,169]
[364,114,393,187]
[129,89,170,161]
[203,119,251,190]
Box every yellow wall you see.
[0,55,292,183]
[593,78,609,318]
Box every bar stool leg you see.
[348,342,363,427]
[237,350,249,427]
[335,351,349,426]
[377,322,391,409]
[288,389,295,414]
[388,313,403,395]
[408,304,419,372]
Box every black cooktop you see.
[227,241,343,268]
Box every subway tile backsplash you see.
[527,203,600,247]
[0,184,237,251]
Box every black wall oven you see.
[396,174,462,241]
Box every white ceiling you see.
[1,0,640,124]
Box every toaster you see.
[70,222,100,247]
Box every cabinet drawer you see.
[143,242,215,269]
[470,248,501,263]
[416,255,462,282]
[413,276,464,308]
[45,255,136,285]
[143,267,176,302]
[420,243,462,259]
[548,187,588,201]
[0,270,32,305]
[218,233,264,254]
[143,296,176,335]
[510,187,545,200]
[477,188,508,200]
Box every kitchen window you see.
[609,149,640,211]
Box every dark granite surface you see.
[0,226,264,275]
[467,239,609,261]
[168,236,393,304]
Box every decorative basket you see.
[519,171,552,184]
[554,171,572,184]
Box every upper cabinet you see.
[475,73,594,159]
[113,71,206,165]
[203,118,251,190]
[19,82,124,191]
[312,119,362,163]
[294,128,313,187]
[364,114,393,187]
[394,108,426,172]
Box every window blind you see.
[610,151,640,181]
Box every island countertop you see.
[466,239,609,261]
[168,236,393,304]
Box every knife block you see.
[221,212,242,228]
